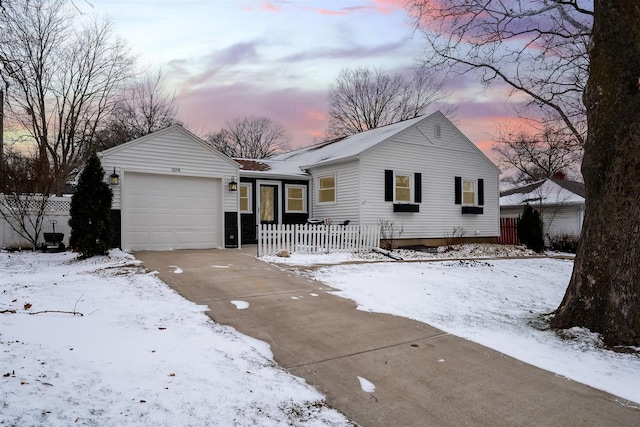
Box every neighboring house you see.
[94,111,500,251]
[500,176,585,241]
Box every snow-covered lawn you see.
[0,250,352,426]
[2,245,638,426]
[290,254,639,405]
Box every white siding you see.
[359,118,500,239]
[544,205,583,237]
[501,205,583,238]
[100,126,239,213]
[308,160,360,223]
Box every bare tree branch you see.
[325,66,448,139]
[96,69,180,149]
[0,0,135,193]
[206,116,290,159]
[406,0,592,145]
[493,118,583,184]
[0,147,55,249]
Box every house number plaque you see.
[171,168,181,173]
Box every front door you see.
[258,182,279,225]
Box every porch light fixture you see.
[110,168,120,186]
[228,177,238,192]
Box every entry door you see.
[258,183,279,225]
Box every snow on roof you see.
[271,115,428,169]
[500,178,585,207]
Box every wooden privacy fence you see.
[258,224,381,256]
[498,217,520,245]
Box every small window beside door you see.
[285,185,307,213]
[239,183,252,213]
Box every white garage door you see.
[123,173,222,251]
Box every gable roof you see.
[500,178,585,207]
[551,178,585,198]
[270,111,498,172]
[272,115,426,168]
[100,124,239,169]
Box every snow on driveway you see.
[0,250,352,426]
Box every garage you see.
[122,172,222,251]
[100,125,240,251]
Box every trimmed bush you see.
[548,233,580,253]
[517,204,545,252]
[69,153,113,258]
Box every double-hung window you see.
[285,185,307,213]
[455,176,484,214]
[462,180,476,206]
[394,174,412,203]
[318,175,336,203]
[239,183,252,213]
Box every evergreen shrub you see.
[69,153,113,258]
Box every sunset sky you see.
[84,0,520,156]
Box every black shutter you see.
[414,173,422,203]
[454,176,462,205]
[478,179,484,206]
[385,170,393,201]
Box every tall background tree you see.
[325,66,448,139]
[493,119,583,185]
[96,69,181,150]
[0,0,135,193]
[407,0,640,345]
[205,116,290,159]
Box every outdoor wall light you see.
[110,168,120,186]
[228,177,238,192]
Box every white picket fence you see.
[258,224,381,256]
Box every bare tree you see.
[0,0,135,192]
[407,1,591,145]
[494,119,583,184]
[326,66,448,139]
[206,116,290,159]
[96,70,180,149]
[549,1,640,347]
[0,146,54,249]
[409,1,640,346]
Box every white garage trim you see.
[122,172,223,251]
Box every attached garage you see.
[99,125,240,251]
[123,173,222,251]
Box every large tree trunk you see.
[551,1,640,346]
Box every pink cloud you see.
[175,83,329,148]
[301,6,347,16]
[262,1,282,13]
[370,0,407,14]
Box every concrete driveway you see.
[135,248,639,426]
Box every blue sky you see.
[85,0,515,152]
